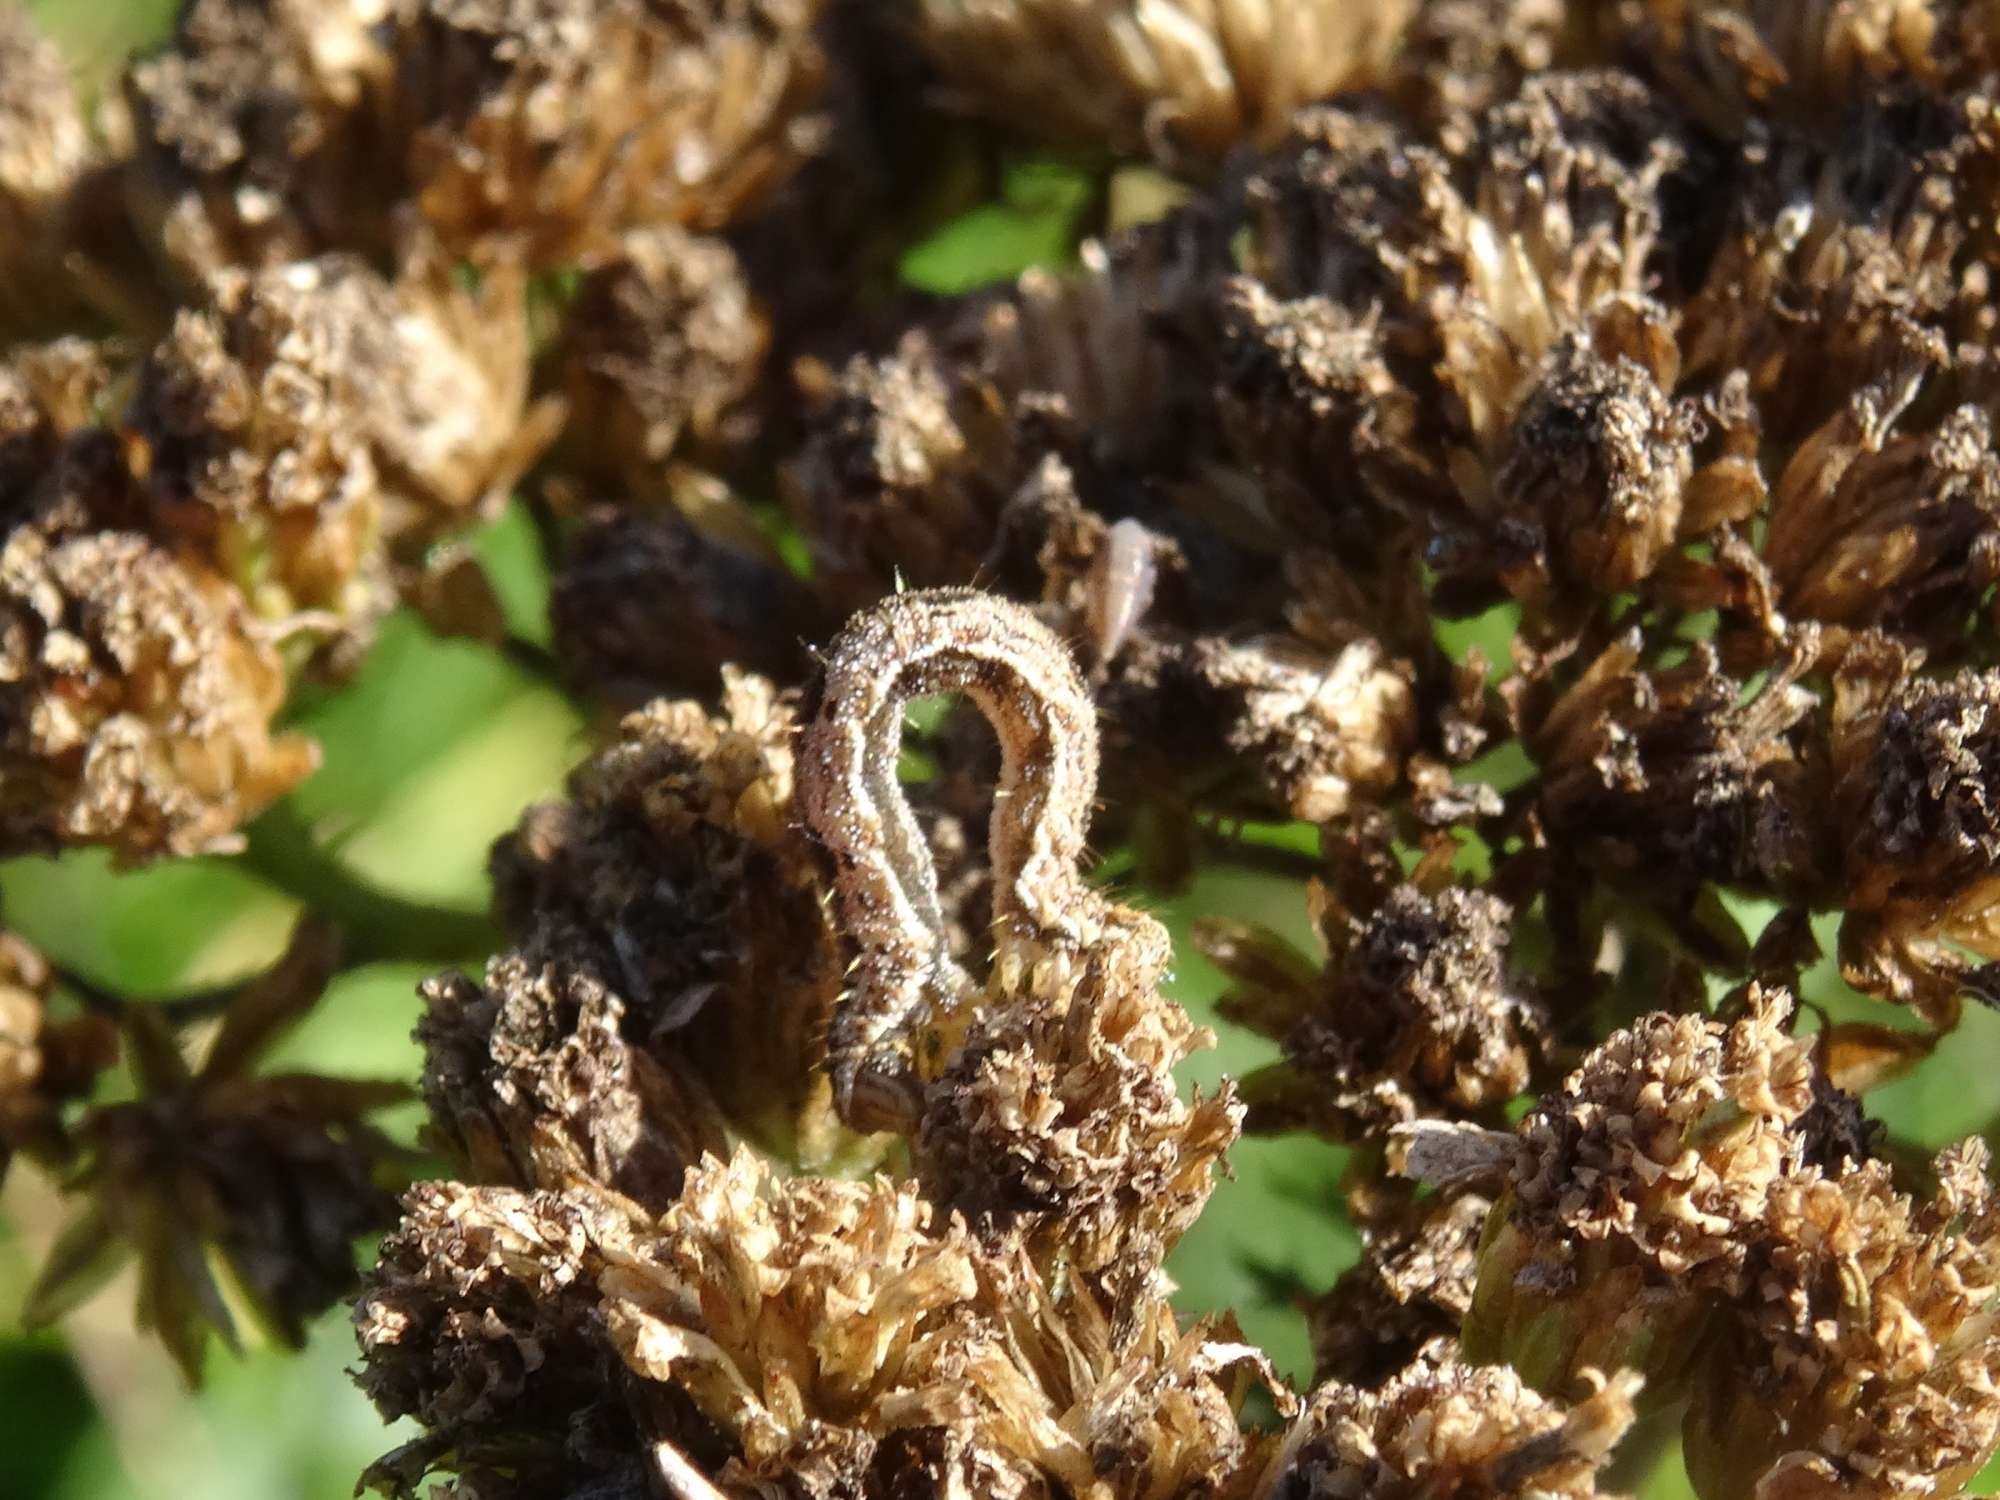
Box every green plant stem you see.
[240,802,500,967]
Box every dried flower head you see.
[1307,1187,1495,1387]
[1433,988,1817,1400]
[418,924,729,1210]
[384,0,827,263]
[548,226,767,494]
[0,5,104,338]
[913,0,1416,169]
[489,667,857,1169]
[1685,1140,2000,1500]
[1269,1344,1642,1499]
[123,0,400,282]
[1204,883,1545,1138]
[0,525,317,860]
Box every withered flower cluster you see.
[14,1,2000,1498]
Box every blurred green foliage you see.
[7,5,2000,1499]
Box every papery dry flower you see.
[912,0,1416,170]
[354,1176,648,1496]
[601,1147,1285,1500]
[124,248,557,668]
[1269,1343,1641,1499]
[547,226,767,495]
[26,924,405,1380]
[1440,987,1817,1401]
[123,0,400,282]
[384,0,828,264]
[1832,660,2000,1022]
[1203,882,1544,1138]
[1684,1139,2000,1500]
[0,525,317,860]
[489,667,859,1170]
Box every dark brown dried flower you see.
[418,923,729,1210]
[123,0,401,282]
[1832,660,2000,1021]
[912,0,1416,169]
[489,668,859,1169]
[354,1176,646,1495]
[0,525,317,860]
[547,226,767,494]
[27,924,406,1381]
[1203,883,1545,1138]
[547,504,822,707]
[1307,1187,1494,1387]
[1269,1344,1641,1499]
[1685,1139,2000,1500]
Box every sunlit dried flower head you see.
[0,5,103,339]
[1832,660,2000,1020]
[1183,634,1416,822]
[123,249,554,669]
[1204,883,1544,1138]
[548,226,767,493]
[354,1177,645,1495]
[1437,988,1817,1400]
[123,0,399,281]
[1269,1344,1641,1499]
[1525,633,1819,892]
[489,668,860,1170]
[385,0,828,264]
[1684,1139,2000,1500]
[600,1147,1283,1498]
[916,925,1243,1307]
[417,923,730,1210]
[0,927,115,1178]
[1307,1187,1494,1387]
[1594,0,2000,135]
[789,214,1224,605]
[913,0,1415,169]
[25,926,404,1380]
[0,526,317,860]
[547,504,821,707]
[0,338,124,516]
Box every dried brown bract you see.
[1270,1344,1641,1499]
